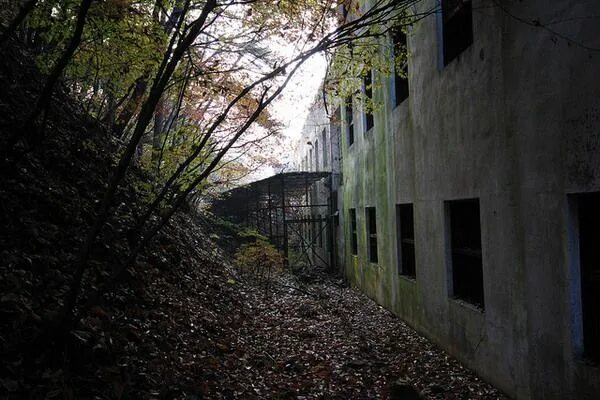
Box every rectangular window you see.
[392,27,409,106]
[447,198,484,309]
[366,207,378,263]
[346,97,354,146]
[334,107,343,180]
[364,70,374,131]
[322,129,328,168]
[442,0,473,65]
[315,139,320,171]
[350,208,358,255]
[576,192,600,362]
[397,204,416,277]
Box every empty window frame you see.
[442,0,473,65]
[315,140,320,171]
[346,97,354,146]
[447,198,484,309]
[397,204,416,277]
[334,107,343,179]
[391,27,409,106]
[366,207,378,263]
[321,129,328,168]
[350,208,358,255]
[575,192,600,362]
[364,70,374,131]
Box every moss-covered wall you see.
[338,0,600,399]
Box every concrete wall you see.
[337,0,600,398]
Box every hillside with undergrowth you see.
[0,38,246,398]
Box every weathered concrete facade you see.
[297,0,600,398]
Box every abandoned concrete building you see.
[291,0,600,399]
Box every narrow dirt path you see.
[205,270,507,399]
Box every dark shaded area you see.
[448,198,484,309]
[392,27,409,106]
[442,0,473,65]
[397,203,416,278]
[364,70,374,131]
[366,206,378,263]
[345,97,354,146]
[0,38,246,398]
[578,191,600,362]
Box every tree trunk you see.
[113,76,148,138]
[29,0,93,128]
[152,95,165,172]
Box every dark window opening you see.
[366,207,378,263]
[346,97,354,146]
[334,107,343,173]
[442,0,473,65]
[364,70,374,131]
[315,140,320,171]
[448,198,484,309]
[392,27,409,106]
[397,203,416,278]
[577,192,600,362]
[350,208,358,255]
[322,129,328,168]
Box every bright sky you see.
[232,52,327,181]
[256,34,328,177]
[221,5,333,181]
[275,53,327,162]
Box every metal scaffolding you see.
[211,171,333,269]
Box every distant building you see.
[293,95,341,270]
[295,0,600,398]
